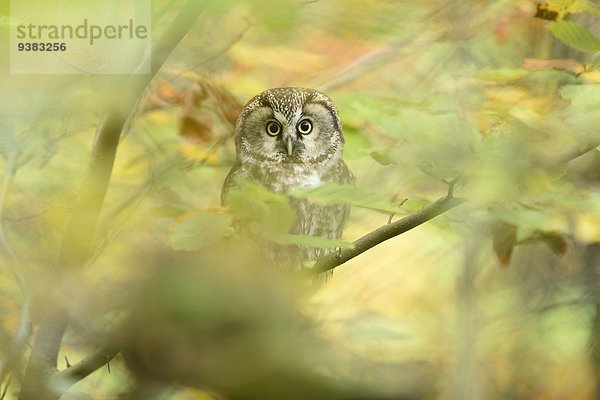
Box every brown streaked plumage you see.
[222,87,354,278]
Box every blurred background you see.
[1,0,600,399]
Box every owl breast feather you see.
[222,157,353,274]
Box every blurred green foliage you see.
[1,0,600,399]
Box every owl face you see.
[234,88,344,165]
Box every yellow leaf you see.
[575,213,600,243]
[474,69,530,81]
[177,142,223,165]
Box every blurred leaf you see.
[251,1,300,33]
[560,84,600,110]
[474,68,530,81]
[574,0,600,15]
[149,152,195,191]
[557,0,600,15]
[592,53,600,69]
[291,183,406,213]
[155,79,185,105]
[539,231,569,257]
[336,93,404,128]
[490,219,517,266]
[227,181,357,247]
[523,58,582,71]
[227,180,296,237]
[179,113,214,142]
[150,204,190,218]
[394,111,480,181]
[535,2,560,20]
[548,20,600,52]
[343,126,371,160]
[0,131,17,157]
[369,149,395,166]
[275,234,354,249]
[537,0,600,20]
[491,207,564,233]
[169,213,233,251]
[177,141,224,164]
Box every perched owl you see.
[222,87,354,277]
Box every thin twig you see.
[54,343,119,386]
[1,374,11,400]
[387,197,408,223]
[387,212,395,224]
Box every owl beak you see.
[285,135,293,156]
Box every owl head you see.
[234,87,345,165]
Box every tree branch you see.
[0,151,20,261]
[311,190,466,275]
[53,343,119,386]
[18,2,206,399]
[18,111,126,400]
[0,150,32,384]
[310,135,599,277]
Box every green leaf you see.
[170,213,233,251]
[490,208,562,232]
[344,125,371,160]
[275,234,354,249]
[291,183,405,213]
[227,179,296,236]
[560,84,600,110]
[592,54,600,69]
[548,20,600,52]
[150,204,190,218]
[369,149,396,166]
[579,0,600,16]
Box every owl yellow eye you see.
[265,121,281,136]
[297,119,312,135]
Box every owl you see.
[221,87,354,277]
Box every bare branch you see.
[311,191,466,275]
